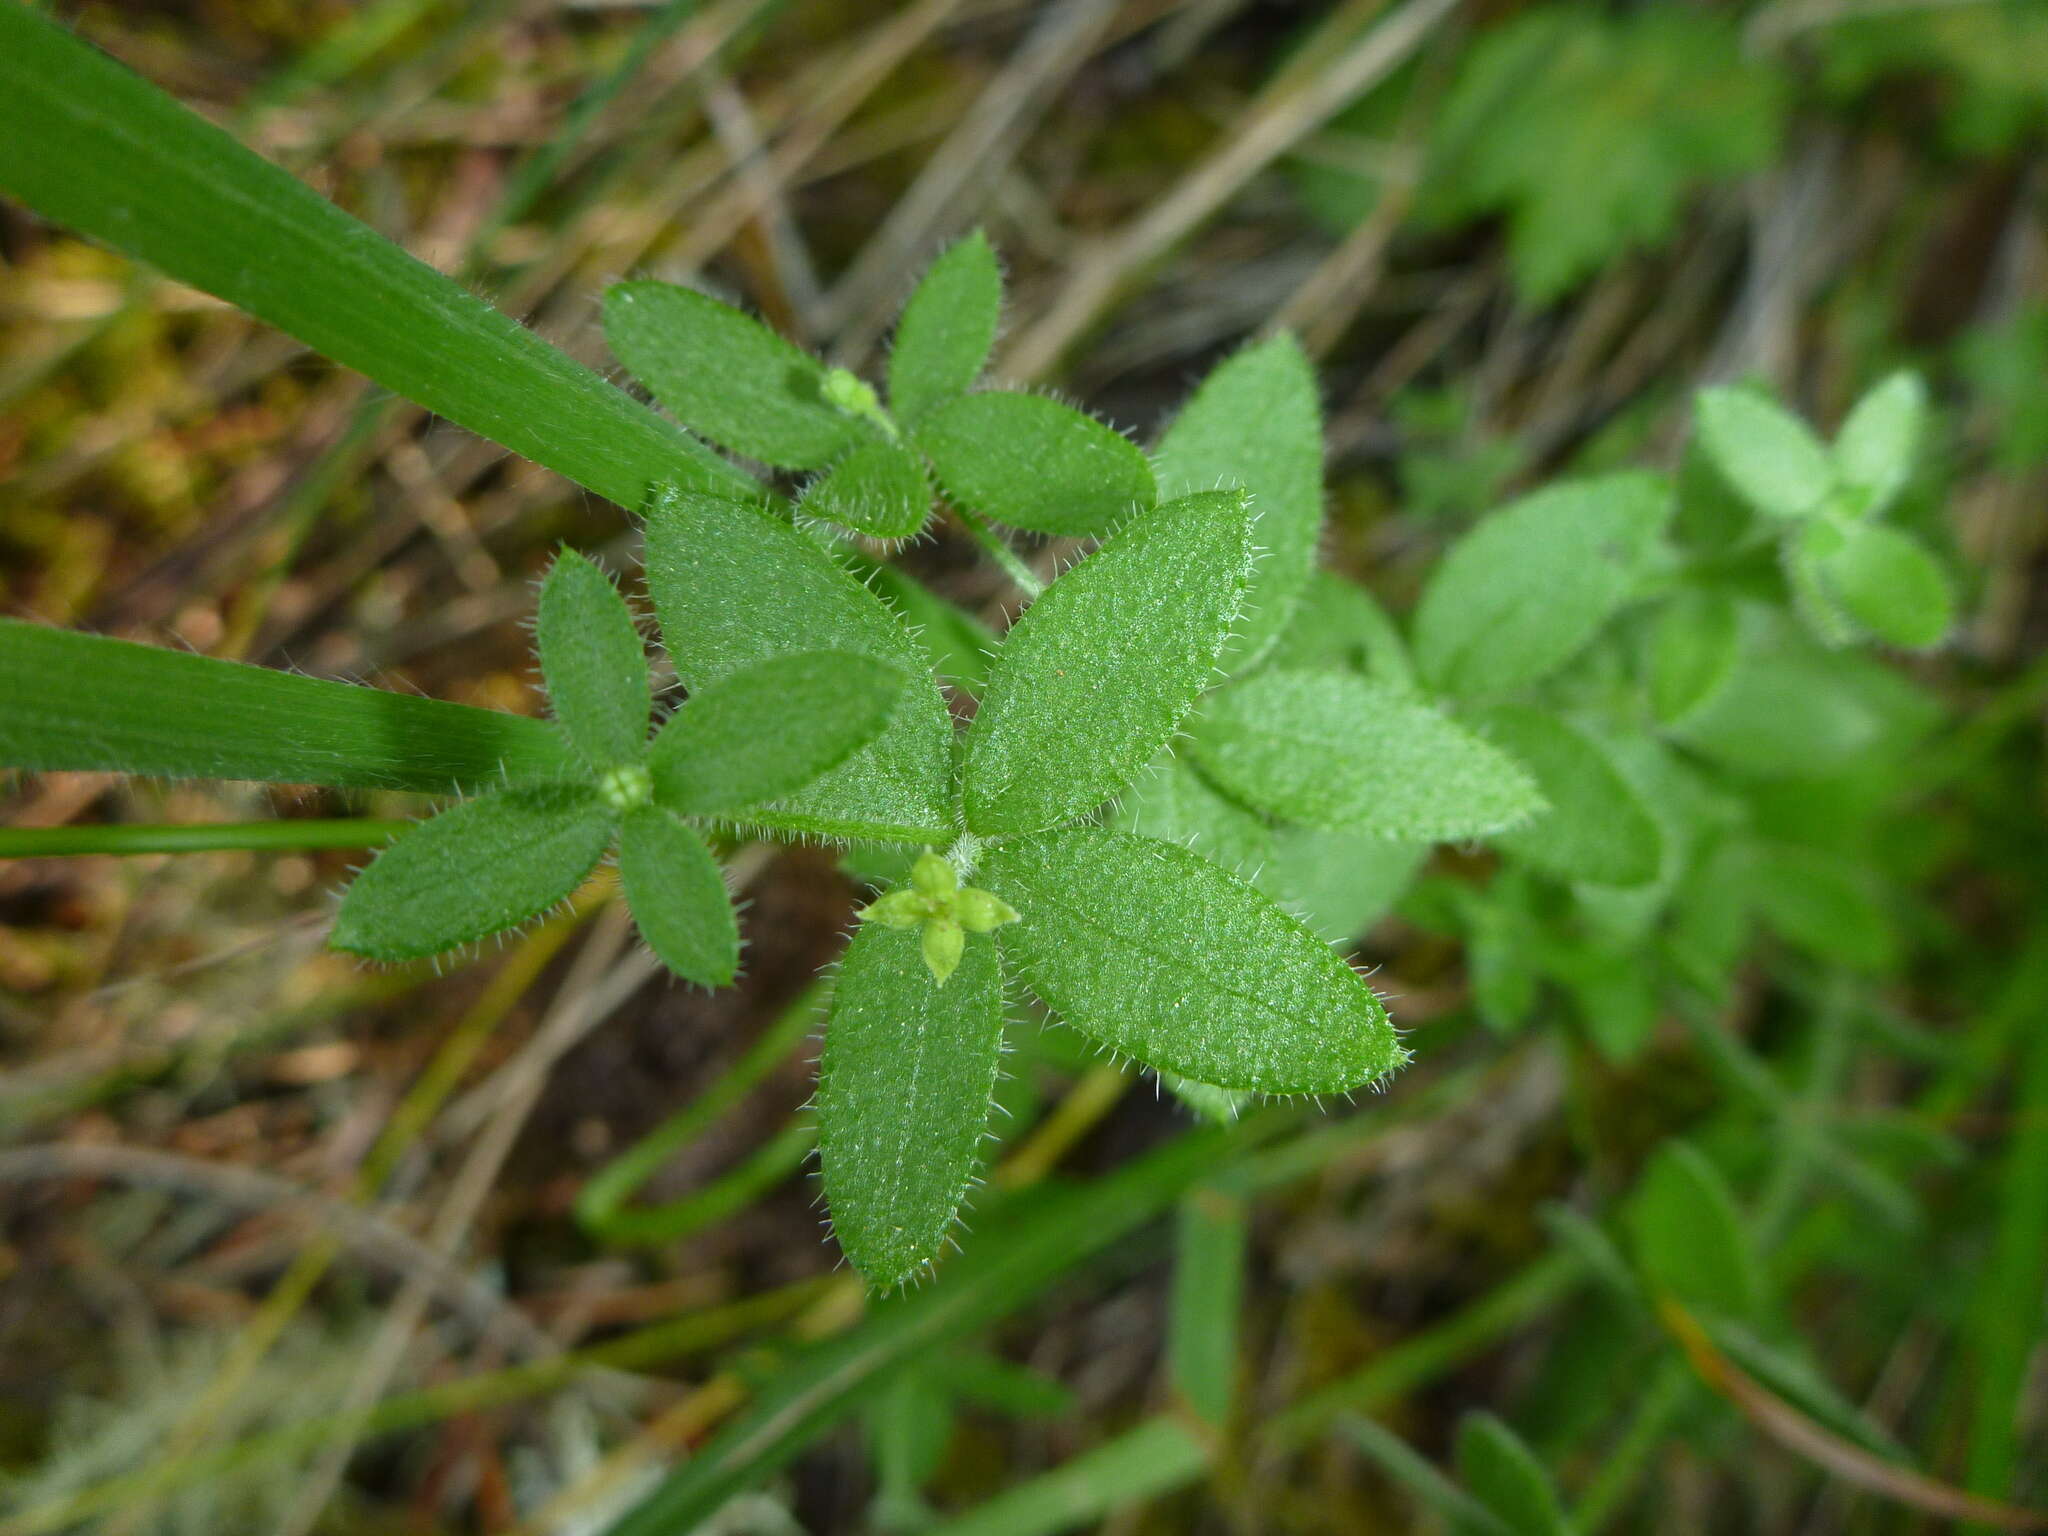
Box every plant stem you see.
[0,820,412,858]
[953,505,1046,599]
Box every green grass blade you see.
[0,620,575,792]
[1168,1183,1248,1427]
[0,820,411,858]
[0,6,753,509]
[924,1417,1211,1536]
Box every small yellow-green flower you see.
[857,850,1020,985]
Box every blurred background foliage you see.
[2,0,2046,1531]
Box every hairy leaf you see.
[1413,473,1671,697]
[642,490,954,840]
[0,8,752,513]
[1648,590,1740,726]
[964,492,1254,835]
[1694,387,1837,520]
[1189,671,1544,841]
[888,230,1002,422]
[649,652,905,818]
[1154,334,1323,667]
[816,921,1004,1288]
[1811,521,1953,650]
[1266,570,1415,689]
[0,619,575,792]
[798,438,931,539]
[1479,708,1663,887]
[1117,754,1273,879]
[537,550,651,772]
[618,805,738,987]
[1834,370,1927,516]
[1263,828,1428,945]
[331,785,613,960]
[916,392,1156,538]
[862,563,998,694]
[982,828,1404,1094]
[605,283,865,470]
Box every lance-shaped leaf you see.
[1262,828,1428,946]
[1154,333,1324,668]
[642,489,954,841]
[888,230,1002,423]
[798,438,931,539]
[604,283,865,470]
[1810,520,1953,650]
[963,491,1255,836]
[1412,472,1671,697]
[1693,387,1837,520]
[1477,708,1662,887]
[537,549,651,772]
[981,828,1404,1094]
[1117,753,1273,879]
[1834,370,1927,517]
[1456,1415,1573,1536]
[916,392,1155,537]
[332,784,614,960]
[1647,589,1740,725]
[1266,570,1415,689]
[649,651,904,818]
[816,921,1005,1288]
[618,805,738,987]
[1188,670,1544,841]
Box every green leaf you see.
[1454,1415,1572,1536]
[642,490,955,841]
[1479,708,1662,887]
[604,283,865,470]
[1189,671,1544,841]
[648,651,905,819]
[1153,334,1323,667]
[860,562,999,695]
[1833,370,1928,516]
[1116,755,1273,879]
[331,785,614,960]
[1420,4,1784,303]
[963,492,1255,836]
[1647,591,1740,726]
[916,392,1156,538]
[1624,1140,1766,1323]
[1748,843,1896,972]
[0,8,752,511]
[816,921,1005,1288]
[0,619,575,793]
[1262,828,1428,946]
[1693,387,1837,520]
[1169,1184,1248,1427]
[618,805,738,987]
[1811,521,1954,650]
[797,437,932,539]
[537,550,651,773]
[1412,473,1671,697]
[981,828,1404,1094]
[1265,570,1415,689]
[889,229,1002,422]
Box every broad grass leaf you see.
[643,489,954,841]
[1693,387,1837,520]
[963,491,1255,836]
[1812,521,1953,649]
[618,805,738,986]
[1188,670,1543,841]
[1648,590,1739,725]
[605,283,864,469]
[1116,754,1273,879]
[1624,1140,1766,1323]
[1262,827,1428,945]
[1834,370,1927,516]
[332,785,613,960]
[981,827,1404,1094]
[1154,334,1323,667]
[1265,570,1415,689]
[1748,843,1897,972]
[1479,707,1663,887]
[798,438,931,540]
[888,230,1002,422]
[649,651,903,819]
[1169,1185,1248,1428]
[1413,472,1671,697]
[915,392,1155,537]
[1454,1414,1571,1536]
[816,921,1004,1288]
[537,549,650,772]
